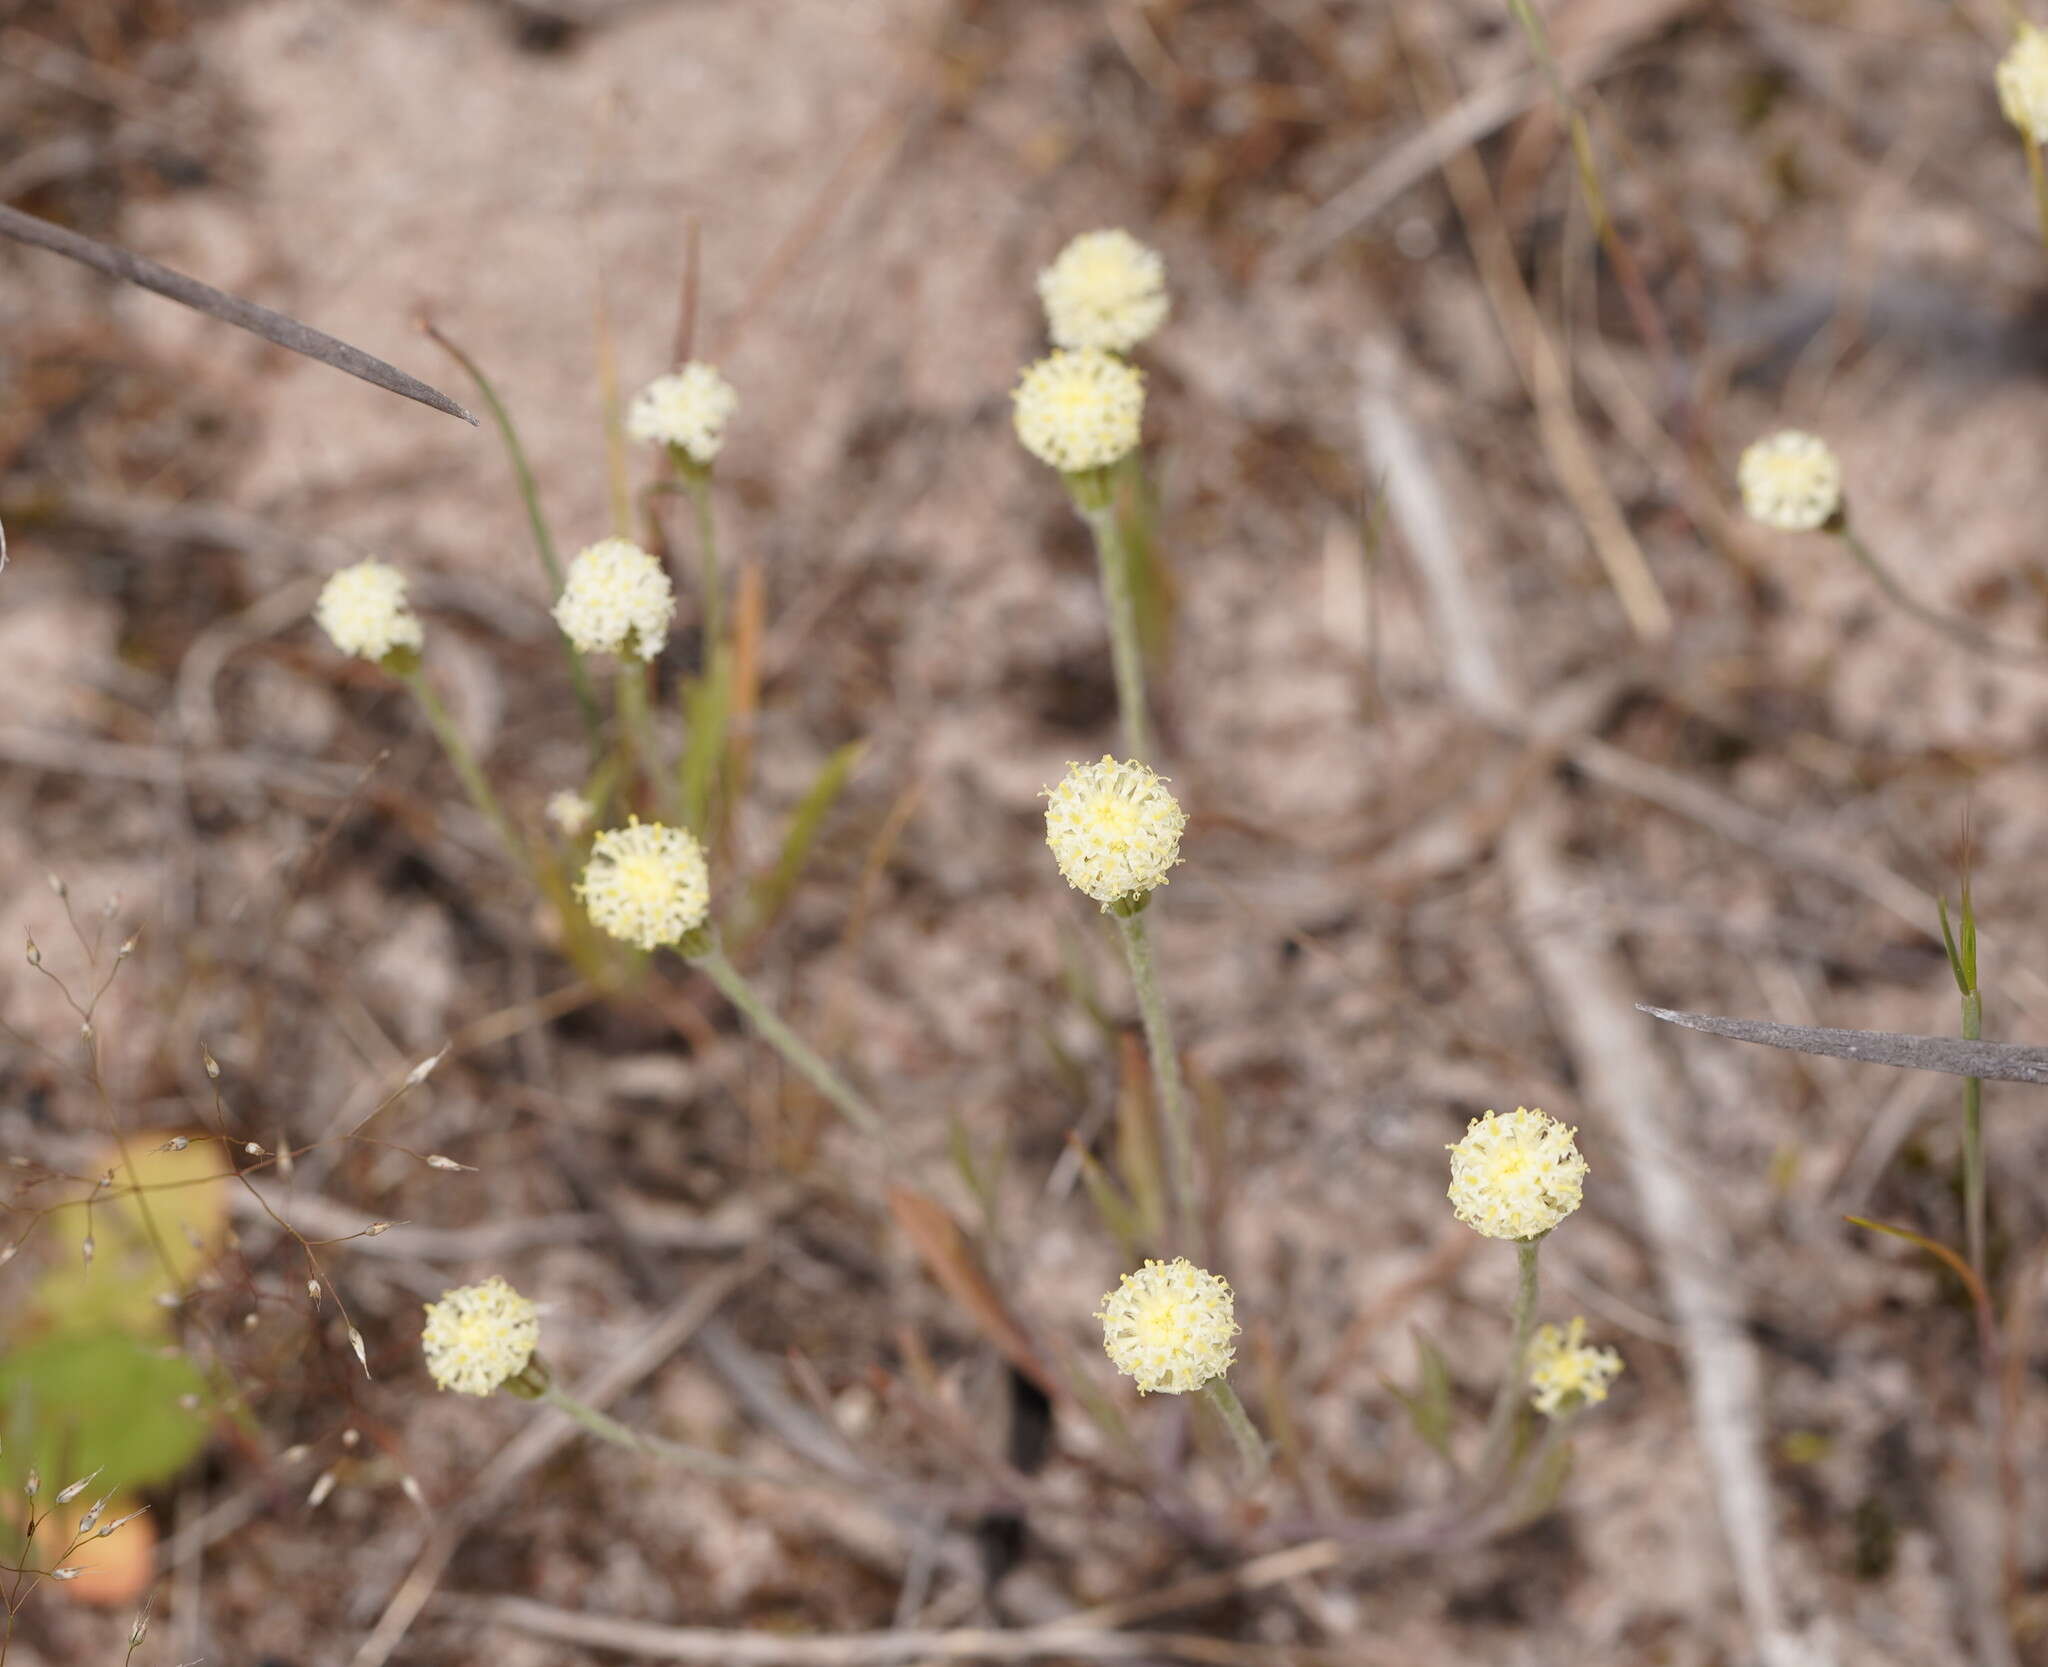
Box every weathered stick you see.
[1639,1005,2048,1088]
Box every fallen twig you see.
[1639,1005,2048,1087]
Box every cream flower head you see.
[1526,1316,1624,1417]
[545,790,594,837]
[553,537,676,659]
[1737,430,1842,532]
[315,559,423,662]
[1044,755,1186,908]
[1013,348,1145,474]
[1038,228,1170,352]
[1999,24,2048,144]
[1097,1257,1237,1395]
[626,362,739,465]
[1447,1107,1587,1241]
[577,818,710,951]
[421,1276,540,1396]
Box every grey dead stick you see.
[1358,335,1831,1667]
[0,201,475,425]
[1638,1005,2048,1088]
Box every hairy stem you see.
[1201,1377,1269,1485]
[1115,907,1198,1246]
[1080,498,1151,759]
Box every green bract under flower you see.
[1447,1106,1587,1241]
[1097,1257,1237,1395]
[1013,348,1144,474]
[577,818,710,951]
[421,1276,540,1396]
[1044,755,1186,908]
[315,559,423,662]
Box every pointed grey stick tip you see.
[1637,1001,2048,1088]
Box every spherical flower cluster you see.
[421,1276,540,1396]
[1044,755,1186,908]
[1013,348,1145,474]
[552,538,676,659]
[1998,24,2048,145]
[1447,1107,1587,1241]
[315,559,423,663]
[1737,430,1842,533]
[1097,1257,1237,1395]
[546,790,594,837]
[626,362,739,464]
[577,818,710,951]
[1526,1316,1624,1417]
[1037,229,1170,353]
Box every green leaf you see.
[744,739,866,931]
[678,648,734,837]
[1068,1134,1145,1263]
[0,1331,208,1494]
[1505,1435,1575,1529]
[1386,1327,1455,1459]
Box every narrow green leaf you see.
[678,649,733,837]
[745,739,866,930]
[1068,1134,1144,1263]
[1385,1326,1455,1459]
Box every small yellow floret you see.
[1044,755,1186,908]
[1447,1106,1587,1241]
[1037,228,1170,352]
[1097,1257,1237,1395]
[1013,348,1145,474]
[1526,1315,1624,1417]
[626,362,739,464]
[553,538,676,659]
[421,1276,540,1396]
[1999,24,2048,144]
[315,559,423,662]
[577,818,710,951]
[546,791,594,837]
[1737,430,1842,532]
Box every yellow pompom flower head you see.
[1999,24,2048,145]
[1038,228,1170,353]
[1526,1316,1623,1418]
[1098,1257,1237,1395]
[1013,348,1145,481]
[315,559,423,666]
[553,537,676,660]
[1447,1106,1587,1241]
[421,1276,543,1397]
[1737,430,1843,533]
[577,818,711,953]
[1044,755,1186,914]
[627,362,739,467]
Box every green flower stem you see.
[1078,494,1151,759]
[1473,1238,1542,1490]
[1963,986,1986,1284]
[1836,525,2045,666]
[614,653,679,820]
[680,457,722,662]
[1114,906,1198,1245]
[424,320,602,743]
[398,667,522,867]
[1201,1376,1269,1485]
[538,1383,803,1487]
[688,941,886,1143]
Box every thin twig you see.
[0,202,474,424]
[1637,1006,2048,1088]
